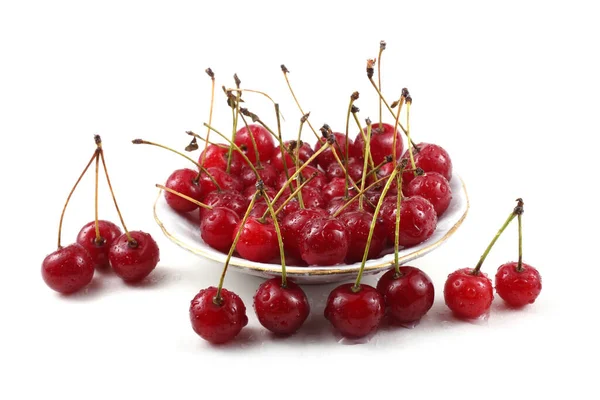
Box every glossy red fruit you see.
[299,186,326,210]
[314,132,353,171]
[495,262,542,307]
[299,217,349,266]
[190,286,248,344]
[76,220,122,269]
[270,140,315,171]
[339,210,387,263]
[401,143,452,185]
[42,243,95,294]
[243,185,277,205]
[200,207,240,252]
[197,167,243,198]
[239,163,278,189]
[198,144,244,175]
[234,124,275,164]
[281,208,329,260]
[324,283,385,338]
[325,157,363,182]
[404,172,452,216]
[278,165,328,191]
[233,217,279,263]
[200,189,248,219]
[380,196,437,247]
[253,278,310,335]
[108,231,160,283]
[248,202,269,218]
[354,123,403,165]
[376,267,435,323]
[444,268,494,319]
[163,168,203,213]
[322,178,353,205]
[326,196,374,216]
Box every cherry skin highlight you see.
[190,286,248,344]
[495,262,542,307]
[233,217,279,263]
[76,220,122,269]
[200,207,240,253]
[380,196,437,247]
[234,124,275,164]
[253,278,310,335]
[404,172,452,217]
[108,231,160,283]
[42,243,95,294]
[299,217,349,266]
[376,266,435,323]
[164,168,203,213]
[444,268,494,319]
[324,283,385,338]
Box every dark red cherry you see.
[325,157,363,182]
[299,217,349,266]
[248,202,269,219]
[233,217,279,263]
[324,283,385,338]
[200,189,248,219]
[200,207,240,252]
[444,268,494,319]
[163,168,203,213]
[76,220,122,269]
[314,132,353,171]
[253,278,310,335]
[198,144,244,175]
[322,178,354,205]
[239,163,278,189]
[281,208,328,260]
[380,196,437,247]
[108,231,160,283]
[234,124,275,164]
[495,262,542,307]
[339,210,387,263]
[404,172,452,216]
[326,196,374,216]
[243,185,277,205]
[189,286,248,344]
[270,140,315,171]
[376,266,435,323]
[278,165,328,191]
[299,186,326,209]
[354,123,403,165]
[280,198,300,217]
[42,243,95,294]
[369,162,400,193]
[197,167,243,198]
[401,143,452,185]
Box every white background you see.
[1,1,599,399]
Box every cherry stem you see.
[226,81,241,173]
[359,119,373,210]
[273,173,317,216]
[224,88,282,113]
[378,40,386,129]
[94,151,102,244]
[405,99,417,176]
[517,200,524,272]
[472,198,524,275]
[329,146,361,195]
[214,191,259,305]
[331,173,391,218]
[239,112,262,168]
[281,65,320,141]
[344,93,358,198]
[261,188,287,287]
[98,144,135,246]
[57,149,98,249]
[392,90,407,164]
[352,166,400,292]
[274,103,295,196]
[351,111,376,175]
[354,157,392,187]
[295,117,307,208]
[393,172,403,276]
[200,68,216,169]
[155,184,213,210]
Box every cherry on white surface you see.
[1,1,599,399]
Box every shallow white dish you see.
[153,174,469,284]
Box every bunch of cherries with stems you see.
[41,135,160,294]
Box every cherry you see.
[281,208,328,260]
[495,262,542,307]
[322,178,356,205]
[189,286,248,344]
[299,217,349,266]
[239,163,278,189]
[201,189,248,219]
[298,186,326,210]
[324,283,385,338]
[109,231,160,283]
[233,217,279,263]
[403,172,452,216]
[76,220,122,269]
[278,165,328,191]
[42,244,95,294]
[198,167,243,196]
[326,196,374,216]
[325,157,363,182]
[354,122,403,165]
[380,196,437,247]
[248,202,269,218]
[401,143,452,185]
[270,140,314,171]
[243,184,277,205]
[234,124,275,164]
[198,143,244,175]
[253,278,310,335]
[163,168,203,213]
[314,131,353,171]
[339,210,387,263]
[200,206,241,252]
[376,267,435,323]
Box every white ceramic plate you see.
[153,175,469,284]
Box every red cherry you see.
[322,178,358,205]
[42,244,95,294]
[163,168,203,213]
[197,167,243,197]
[108,231,160,283]
[370,162,400,193]
[278,165,328,191]
[339,210,387,263]
[270,140,315,171]
[234,124,275,164]
[76,220,122,269]
[248,202,269,218]
[380,196,437,247]
[200,189,248,219]
[314,132,353,171]
[198,144,244,175]
[404,172,452,216]
[444,268,494,319]
[279,198,300,217]
[243,185,277,205]
[200,207,240,252]
[189,286,248,344]
[299,186,326,209]
[233,217,279,263]
[253,278,310,335]
[324,283,385,338]
[325,157,363,182]
[326,196,374,216]
[401,143,452,184]
[495,262,542,307]
[281,208,328,260]
[299,217,349,266]
[239,163,278,189]
[376,266,435,323]
[354,123,403,165]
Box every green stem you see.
[281,65,321,141]
[359,121,373,210]
[262,190,287,287]
[406,99,417,175]
[393,172,403,275]
[156,184,212,210]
